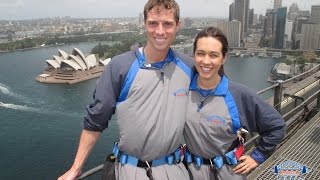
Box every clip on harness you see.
[113,142,185,180]
[184,129,246,179]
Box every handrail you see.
[77,165,103,180]
[244,89,320,149]
[282,64,320,84]
[257,83,279,95]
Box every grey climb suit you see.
[83,47,193,180]
[184,74,286,180]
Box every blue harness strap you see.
[113,143,182,167]
[184,149,238,169]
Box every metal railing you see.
[244,64,320,149]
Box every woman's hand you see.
[233,155,259,174]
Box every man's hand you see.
[58,167,81,180]
[233,155,259,174]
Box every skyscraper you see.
[292,17,309,49]
[217,20,241,47]
[264,9,277,38]
[310,5,320,24]
[300,24,320,50]
[249,9,254,27]
[285,20,293,49]
[288,3,299,20]
[234,0,250,39]
[274,0,282,9]
[229,3,235,21]
[274,7,287,49]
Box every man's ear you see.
[176,20,182,30]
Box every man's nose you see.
[155,23,165,35]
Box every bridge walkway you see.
[247,111,320,180]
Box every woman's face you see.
[194,37,225,81]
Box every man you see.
[58,0,193,179]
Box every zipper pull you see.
[160,71,164,83]
[197,97,206,112]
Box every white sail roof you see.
[58,49,69,60]
[45,48,99,71]
[46,60,60,69]
[68,55,87,70]
[61,59,82,70]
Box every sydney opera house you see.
[36,48,111,84]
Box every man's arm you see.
[58,130,101,180]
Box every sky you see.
[0,0,319,20]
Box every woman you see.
[183,27,286,180]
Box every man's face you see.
[144,7,180,53]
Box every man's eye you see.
[164,22,173,27]
[148,22,157,26]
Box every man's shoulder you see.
[172,50,194,68]
[106,50,137,76]
[111,50,137,64]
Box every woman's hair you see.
[193,26,229,75]
[144,0,180,23]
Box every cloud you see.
[0,0,24,8]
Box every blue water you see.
[0,43,278,180]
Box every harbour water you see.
[0,42,278,180]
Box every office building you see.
[274,7,287,49]
[310,5,320,24]
[229,3,235,21]
[288,3,299,20]
[274,0,282,9]
[234,0,250,39]
[300,24,320,50]
[217,20,241,47]
[285,20,293,49]
[292,17,309,49]
[249,9,254,27]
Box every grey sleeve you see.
[229,82,286,159]
[82,51,135,131]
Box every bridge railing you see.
[245,63,320,150]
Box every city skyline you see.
[0,0,319,20]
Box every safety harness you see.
[184,128,247,179]
[113,142,185,180]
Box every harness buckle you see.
[166,155,174,165]
[237,128,248,144]
[145,161,153,179]
[194,156,203,167]
[120,153,128,165]
[209,159,214,170]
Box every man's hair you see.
[144,0,180,23]
[193,26,229,75]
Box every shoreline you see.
[0,41,103,54]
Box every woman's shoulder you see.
[228,81,262,103]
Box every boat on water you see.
[257,52,267,58]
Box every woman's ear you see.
[222,54,227,64]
